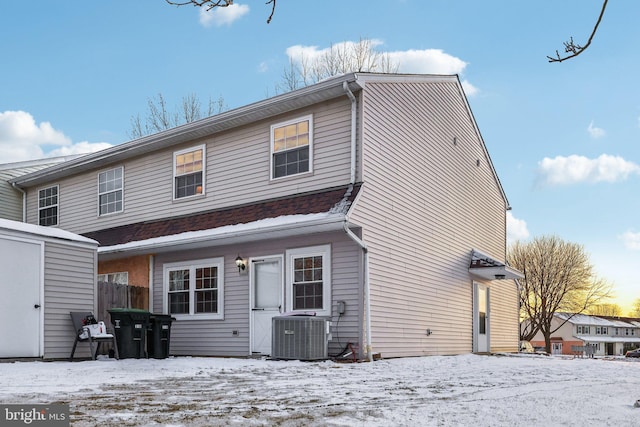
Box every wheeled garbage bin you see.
[108,308,151,359]
[147,314,175,359]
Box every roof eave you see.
[12,73,362,187]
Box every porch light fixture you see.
[235,255,246,273]
[494,274,506,280]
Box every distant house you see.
[530,313,640,356]
[0,156,80,222]
[10,73,523,359]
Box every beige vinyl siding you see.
[24,98,353,234]
[350,80,510,357]
[488,279,519,352]
[42,241,97,359]
[151,232,362,357]
[0,170,23,221]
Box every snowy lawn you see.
[1,354,639,426]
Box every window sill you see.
[171,313,224,321]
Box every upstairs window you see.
[174,145,205,199]
[38,185,58,226]
[271,115,313,179]
[98,167,124,216]
[577,325,590,335]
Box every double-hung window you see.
[38,185,59,226]
[164,258,223,319]
[271,115,313,179]
[174,145,205,199]
[286,245,331,316]
[98,167,124,215]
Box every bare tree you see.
[587,303,622,317]
[129,93,227,139]
[548,0,608,63]
[165,0,277,23]
[278,37,400,93]
[630,299,640,318]
[509,235,612,352]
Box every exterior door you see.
[552,342,563,355]
[474,283,490,353]
[0,237,42,357]
[250,257,283,355]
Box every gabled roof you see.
[555,312,640,328]
[85,184,360,249]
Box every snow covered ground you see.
[1,353,639,426]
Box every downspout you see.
[343,222,373,362]
[342,80,373,362]
[11,182,27,222]
[343,81,357,185]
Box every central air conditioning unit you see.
[272,315,330,360]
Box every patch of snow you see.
[1,354,639,426]
[0,218,97,245]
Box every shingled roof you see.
[83,184,360,247]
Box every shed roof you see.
[0,218,97,245]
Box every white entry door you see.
[474,283,490,353]
[250,257,283,355]
[0,237,42,357]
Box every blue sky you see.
[1,1,638,312]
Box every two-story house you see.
[10,73,523,360]
[530,312,640,356]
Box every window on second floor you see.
[174,145,205,199]
[38,185,58,226]
[596,326,608,335]
[98,167,124,216]
[271,115,313,180]
[577,325,590,335]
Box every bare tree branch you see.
[165,0,277,24]
[548,0,608,63]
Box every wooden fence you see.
[96,281,149,354]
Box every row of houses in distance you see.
[530,312,640,356]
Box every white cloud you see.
[620,231,640,251]
[387,48,467,75]
[587,121,605,139]
[537,154,640,186]
[199,3,249,27]
[0,110,111,163]
[506,211,530,244]
[257,61,269,73]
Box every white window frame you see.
[97,272,129,285]
[163,257,224,320]
[285,244,331,316]
[98,166,124,216]
[38,184,59,226]
[270,115,313,180]
[173,144,206,200]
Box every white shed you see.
[0,219,98,359]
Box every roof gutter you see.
[11,182,26,222]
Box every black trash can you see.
[108,308,151,359]
[147,314,175,359]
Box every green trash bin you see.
[147,314,175,359]
[108,308,151,359]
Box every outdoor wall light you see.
[235,255,246,273]
[494,274,506,280]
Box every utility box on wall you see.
[272,316,330,361]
